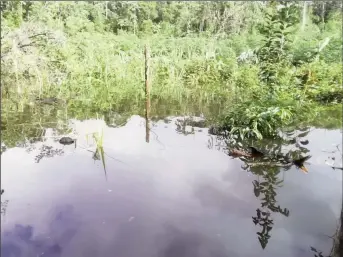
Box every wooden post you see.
[144,45,150,143]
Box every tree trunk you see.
[301,1,307,31]
[321,1,326,23]
[105,1,108,19]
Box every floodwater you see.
[1,108,342,257]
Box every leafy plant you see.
[217,101,299,141]
[256,1,299,91]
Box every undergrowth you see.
[1,1,342,139]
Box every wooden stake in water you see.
[145,45,150,143]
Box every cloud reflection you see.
[1,205,80,257]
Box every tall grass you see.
[2,27,256,108]
[2,15,341,107]
[1,3,342,140]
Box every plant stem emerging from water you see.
[145,44,150,143]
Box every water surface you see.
[1,110,342,257]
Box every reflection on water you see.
[1,107,342,257]
[1,205,80,257]
[1,189,9,217]
[34,145,65,163]
[250,167,290,249]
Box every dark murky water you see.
[1,110,342,257]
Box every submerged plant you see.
[92,129,107,180]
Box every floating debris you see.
[229,146,312,174]
[59,137,75,145]
[228,148,252,158]
[292,155,312,173]
[249,146,265,158]
[300,140,309,145]
[228,147,265,158]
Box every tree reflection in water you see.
[224,128,314,249]
[34,145,64,163]
[249,165,290,249]
[1,189,9,216]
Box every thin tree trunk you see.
[105,1,108,19]
[321,1,326,23]
[301,1,307,31]
[200,18,204,32]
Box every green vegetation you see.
[1,1,342,140]
[1,3,341,254]
[92,129,107,179]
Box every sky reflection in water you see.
[1,115,342,257]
